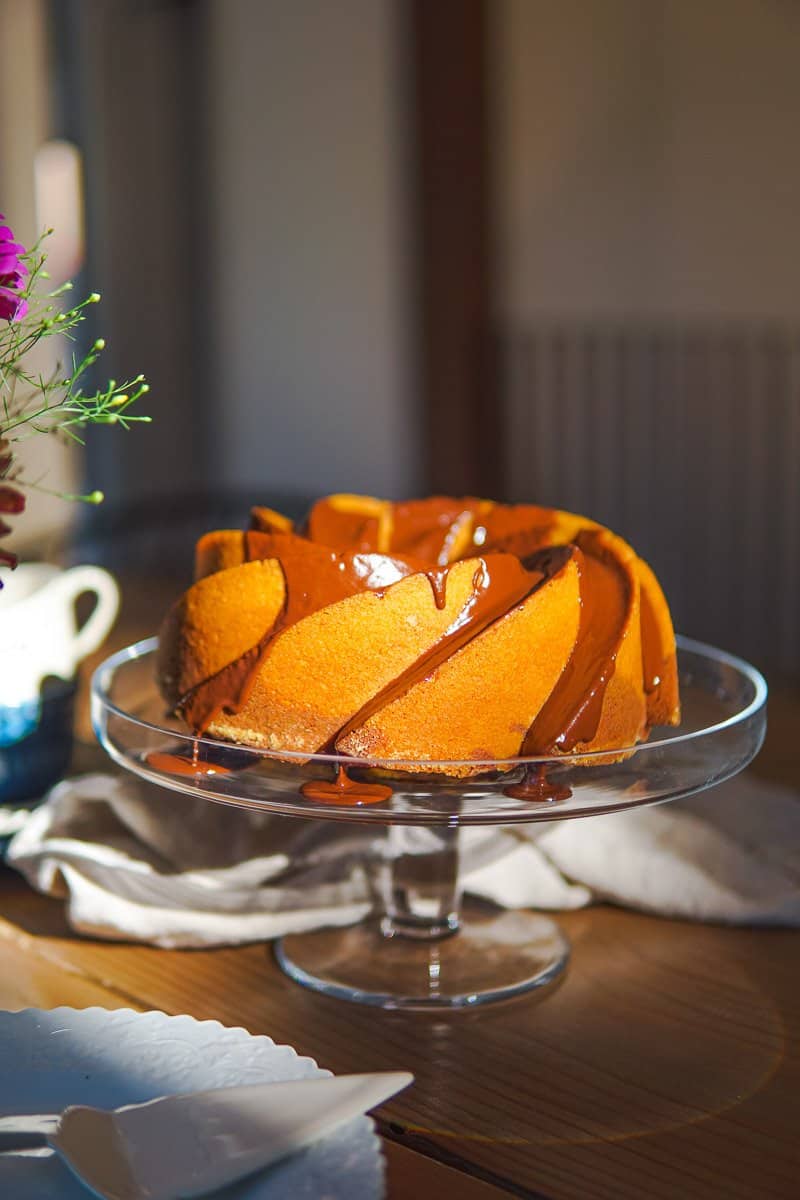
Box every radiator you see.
[503,324,800,678]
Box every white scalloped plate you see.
[0,1008,384,1199]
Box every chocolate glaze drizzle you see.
[180,542,421,734]
[523,532,632,754]
[332,548,573,750]
[146,751,232,778]
[166,497,672,795]
[424,569,449,610]
[503,765,572,804]
[300,767,392,806]
[640,583,667,695]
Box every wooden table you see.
[1,580,798,1198]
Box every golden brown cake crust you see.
[156,494,681,774]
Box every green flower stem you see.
[0,229,150,513]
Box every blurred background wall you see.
[52,0,421,517]
[205,0,420,501]
[495,0,800,321]
[0,0,79,552]
[493,0,800,671]
[1,0,798,677]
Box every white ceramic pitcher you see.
[0,564,119,707]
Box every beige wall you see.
[205,0,420,499]
[493,0,800,321]
[0,0,78,555]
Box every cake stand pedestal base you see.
[274,905,569,1010]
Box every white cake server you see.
[0,1071,412,1200]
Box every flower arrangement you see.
[0,215,150,569]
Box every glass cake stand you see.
[92,636,766,1010]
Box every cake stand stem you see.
[274,823,570,1009]
[377,824,461,940]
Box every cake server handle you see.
[0,1112,59,1150]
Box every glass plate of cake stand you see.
[92,635,766,1011]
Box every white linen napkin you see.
[5,770,799,947]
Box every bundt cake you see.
[156,495,680,776]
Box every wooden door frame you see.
[411,0,501,497]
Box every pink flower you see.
[0,216,28,321]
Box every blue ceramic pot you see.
[0,679,76,805]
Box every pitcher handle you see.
[47,565,120,666]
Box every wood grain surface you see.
[0,870,797,1199]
